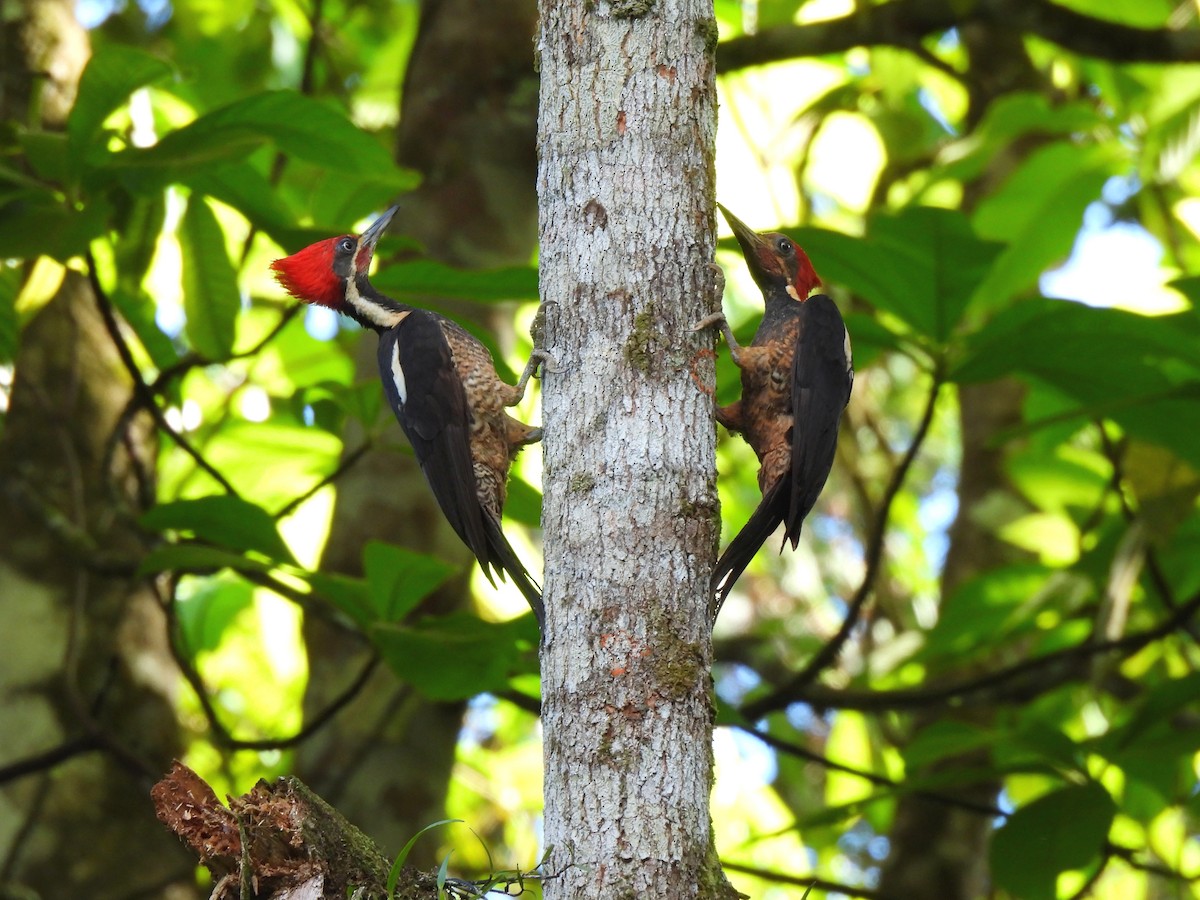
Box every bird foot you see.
[691,311,728,333]
[529,348,564,376]
[513,348,564,400]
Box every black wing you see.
[710,295,852,622]
[377,313,544,625]
[785,294,853,547]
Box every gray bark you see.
[535,2,733,896]
[0,4,195,897]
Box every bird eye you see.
[338,237,355,253]
[777,237,794,255]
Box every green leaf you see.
[920,564,1057,661]
[953,299,1200,383]
[173,420,343,507]
[0,193,110,262]
[952,299,1200,465]
[788,206,1003,343]
[140,495,295,563]
[181,162,295,237]
[110,285,179,370]
[371,613,528,700]
[304,572,374,632]
[109,91,406,187]
[175,576,255,654]
[503,475,542,529]
[386,819,462,898]
[0,266,20,363]
[363,541,459,622]
[990,782,1115,900]
[370,260,539,303]
[902,721,996,770]
[67,46,172,177]
[970,142,1121,310]
[179,195,239,359]
[938,92,1101,184]
[138,543,273,577]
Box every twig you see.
[0,736,101,785]
[735,725,1003,817]
[146,305,302,395]
[165,577,380,751]
[274,441,372,519]
[86,253,240,497]
[721,860,880,899]
[744,586,1200,716]
[744,371,942,717]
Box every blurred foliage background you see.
[2,0,1200,898]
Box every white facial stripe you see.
[391,340,408,405]
[345,278,405,328]
[786,285,801,302]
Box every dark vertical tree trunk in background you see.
[536,2,735,896]
[876,26,1041,900]
[0,8,194,897]
[295,0,540,867]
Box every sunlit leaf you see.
[110,285,179,370]
[67,46,172,177]
[174,575,255,654]
[179,195,239,360]
[971,142,1122,310]
[108,91,414,193]
[140,494,296,563]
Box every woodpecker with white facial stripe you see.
[694,204,853,621]
[272,206,550,626]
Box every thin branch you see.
[721,860,880,899]
[147,304,302,395]
[716,0,1200,74]
[1106,841,1200,882]
[745,586,1200,716]
[225,654,380,752]
[0,736,101,785]
[166,580,380,751]
[274,441,372,519]
[86,253,240,497]
[735,724,1003,817]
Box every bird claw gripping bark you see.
[705,204,853,623]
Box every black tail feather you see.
[483,516,545,628]
[710,478,789,622]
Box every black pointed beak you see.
[718,203,772,282]
[359,204,400,253]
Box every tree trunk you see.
[0,4,196,897]
[295,0,540,868]
[536,2,732,896]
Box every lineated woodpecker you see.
[271,206,550,626]
[694,204,853,620]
